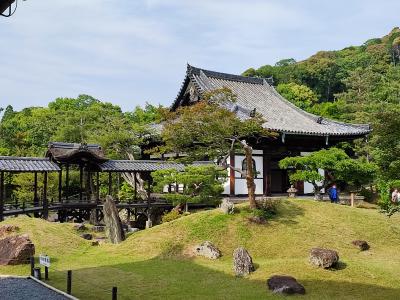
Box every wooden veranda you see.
[0,143,211,223]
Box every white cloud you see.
[0,0,399,112]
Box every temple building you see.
[170,65,371,196]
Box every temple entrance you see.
[269,159,290,194]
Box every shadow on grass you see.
[46,256,400,300]
[269,199,306,226]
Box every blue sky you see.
[0,0,399,113]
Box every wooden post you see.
[0,171,4,222]
[350,192,355,207]
[112,287,118,300]
[117,173,120,201]
[229,152,235,196]
[67,270,72,295]
[30,256,35,276]
[263,154,271,196]
[65,164,69,201]
[43,172,48,220]
[34,172,38,206]
[96,172,100,203]
[58,168,62,204]
[79,165,83,201]
[134,172,137,201]
[44,266,49,280]
[108,172,112,196]
[146,176,152,228]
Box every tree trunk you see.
[313,183,322,200]
[243,142,256,209]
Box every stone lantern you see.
[287,185,298,198]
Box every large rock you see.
[267,275,306,295]
[352,240,370,251]
[233,247,255,276]
[0,225,19,237]
[220,199,235,214]
[0,235,35,265]
[309,248,339,268]
[103,195,125,244]
[194,241,221,259]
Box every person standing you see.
[328,184,339,204]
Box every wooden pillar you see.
[117,174,120,200]
[263,154,271,196]
[0,172,4,222]
[65,164,69,201]
[350,192,355,207]
[58,167,62,203]
[86,169,91,201]
[108,172,112,196]
[229,152,235,196]
[34,172,38,206]
[133,172,137,201]
[96,172,100,203]
[146,176,152,228]
[79,165,83,201]
[43,172,48,220]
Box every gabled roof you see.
[172,65,371,137]
[46,142,108,164]
[0,157,60,172]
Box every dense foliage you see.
[244,27,400,207]
[279,148,377,199]
[0,95,160,203]
[155,88,274,208]
[152,165,227,206]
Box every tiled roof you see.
[99,160,213,172]
[172,65,371,137]
[46,142,108,163]
[0,157,61,172]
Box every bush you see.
[359,188,375,202]
[256,198,281,217]
[161,210,182,223]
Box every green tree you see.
[279,148,377,199]
[156,88,274,209]
[276,82,318,110]
[152,165,226,209]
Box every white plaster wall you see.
[234,155,263,178]
[222,169,230,194]
[235,178,263,195]
[233,152,264,195]
[303,169,325,194]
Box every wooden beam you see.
[96,172,100,203]
[65,164,69,201]
[34,172,38,206]
[58,168,62,203]
[0,171,4,222]
[134,172,137,201]
[263,154,271,196]
[79,165,83,201]
[43,172,48,220]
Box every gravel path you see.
[0,277,70,300]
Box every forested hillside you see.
[243,27,400,186]
[0,95,161,158]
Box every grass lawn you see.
[1,199,400,299]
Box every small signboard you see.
[39,254,50,267]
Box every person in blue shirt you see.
[328,184,339,204]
